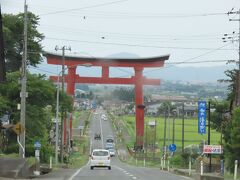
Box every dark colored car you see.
[106,136,114,143]
[94,133,101,140]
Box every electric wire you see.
[45,37,236,51]
[39,0,130,16]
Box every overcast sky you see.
[1,0,240,79]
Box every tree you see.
[112,88,135,102]
[218,67,238,112]
[157,101,176,116]
[224,107,240,173]
[0,72,73,160]
[3,12,44,72]
[210,100,230,132]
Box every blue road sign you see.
[198,101,207,134]
[34,141,41,149]
[169,144,177,152]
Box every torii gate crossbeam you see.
[45,53,170,147]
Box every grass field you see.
[121,115,221,150]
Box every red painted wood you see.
[64,118,67,145]
[134,67,144,146]
[50,76,160,85]
[66,66,76,96]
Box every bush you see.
[170,154,186,168]
[4,143,18,154]
[40,145,54,163]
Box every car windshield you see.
[92,151,109,156]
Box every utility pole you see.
[20,0,28,158]
[208,101,212,172]
[163,109,167,153]
[0,5,6,83]
[55,45,71,163]
[182,103,185,153]
[227,9,240,106]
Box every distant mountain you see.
[145,65,235,83]
[107,52,234,83]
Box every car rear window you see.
[106,139,114,143]
[93,151,109,156]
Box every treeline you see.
[0,12,73,162]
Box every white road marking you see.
[180,175,192,179]
[99,115,104,148]
[113,165,138,179]
[68,167,83,180]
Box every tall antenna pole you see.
[20,0,28,158]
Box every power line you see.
[62,12,227,19]
[40,25,224,43]
[166,59,235,65]
[39,0,130,16]
[45,37,236,51]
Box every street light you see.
[55,63,91,165]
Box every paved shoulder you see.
[36,168,78,180]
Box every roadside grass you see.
[72,111,81,128]
[68,110,91,168]
[68,136,89,168]
[121,115,221,149]
[0,153,19,158]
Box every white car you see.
[108,149,116,157]
[90,149,111,170]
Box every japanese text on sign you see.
[203,145,223,154]
[198,101,206,134]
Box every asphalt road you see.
[70,108,193,180]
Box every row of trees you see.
[0,12,73,162]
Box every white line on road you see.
[99,115,104,148]
[180,175,192,179]
[113,165,138,179]
[68,167,83,180]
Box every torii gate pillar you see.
[66,66,76,96]
[134,67,144,147]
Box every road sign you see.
[12,122,24,135]
[34,141,41,149]
[203,145,223,154]
[198,101,207,134]
[169,144,177,152]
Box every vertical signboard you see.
[198,101,206,134]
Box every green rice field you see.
[121,115,221,150]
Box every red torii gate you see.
[45,53,169,147]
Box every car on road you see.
[105,143,115,157]
[101,114,107,121]
[108,148,116,157]
[94,133,101,140]
[106,135,114,144]
[90,149,111,170]
[105,142,114,150]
